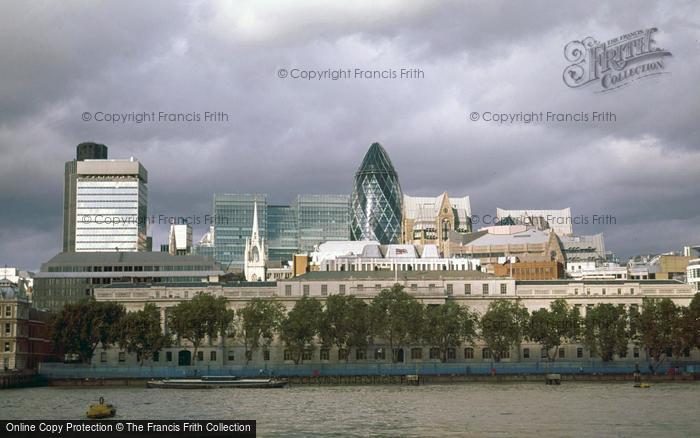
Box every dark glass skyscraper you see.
[350,142,403,244]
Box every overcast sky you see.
[1,0,699,270]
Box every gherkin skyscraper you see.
[350,142,403,243]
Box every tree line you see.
[51,285,700,370]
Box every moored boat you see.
[147,377,288,389]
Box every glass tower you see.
[293,194,350,252]
[211,194,267,270]
[267,205,298,262]
[350,142,403,244]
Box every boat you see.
[634,383,652,388]
[147,376,289,389]
[86,397,116,418]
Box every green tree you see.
[280,297,323,364]
[238,298,285,363]
[680,293,700,351]
[528,298,578,361]
[636,298,679,371]
[51,299,125,363]
[480,299,529,362]
[369,284,425,362]
[168,293,233,365]
[424,301,477,362]
[582,303,628,362]
[119,303,170,365]
[319,294,370,361]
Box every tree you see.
[238,298,285,363]
[528,298,578,361]
[280,297,323,364]
[636,298,679,371]
[424,301,477,362]
[168,293,233,365]
[119,303,170,365]
[369,284,424,362]
[480,299,529,362]
[319,294,370,361]
[677,293,700,353]
[51,299,125,363]
[582,304,628,362]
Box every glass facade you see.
[212,194,267,269]
[350,143,403,244]
[267,205,298,262]
[293,194,350,252]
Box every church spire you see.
[252,201,259,242]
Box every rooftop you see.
[287,270,494,282]
[41,252,218,267]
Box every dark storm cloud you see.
[0,0,698,269]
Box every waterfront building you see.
[687,259,700,292]
[210,193,268,270]
[495,208,573,236]
[293,194,350,252]
[244,202,267,282]
[168,224,192,255]
[1,285,53,370]
[402,192,472,255]
[92,271,697,366]
[33,252,222,312]
[350,143,403,244]
[626,253,692,281]
[493,260,565,280]
[309,240,479,272]
[566,262,628,280]
[448,225,565,274]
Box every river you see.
[2,382,699,437]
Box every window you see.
[153,351,160,362]
[411,348,423,360]
[210,351,217,361]
[410,284,418,291]
[576,347,583,358]
[4,306,10,317]
[574,288,579,295]
[464,284,471,295]
[303,350,313,361]
[303,285,310,296]
[283,350,292,361]
[197,351,204,362]
[501,350,510,359]
[633,347,640,358]
[264,350,270,361]
[482,284,489,295]
[320,349,329,361]
[285,285,292,296]
[429,348,440,360]
[464,347,474,359]
[602,288,606,295]
[338,349,348,361]
[500,284,507,295]
[630,288,634,295]
[100,352,107,363]
[617,288,622,295]
[3,342,10,352]
[339,284,346,295]
[166,351,173,362]
[447,348,456,360]
[356,284,364,292]
[540,348,548,359]
[321,284,328,295]
[482,348,491,359]
[374,348,385,360]
[558,348,565,359]
[4,323,10,335]
[118,352,126,362]
[375,284,382,290]
[523,348,530,359]
[355,349,366,360]
[245,350,253,361]
[446,284,453,295]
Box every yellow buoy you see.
[86,397,116,419]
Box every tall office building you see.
[350,142,403,244]
[267,205,298,262]
[63,142,108,251]
[63,143,148,252]
[211,194,267,270]
[293,194,350,252]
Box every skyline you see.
[1,1,699,269]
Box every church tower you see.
[244,201,266,281]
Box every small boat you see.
[86,397,116,418]
[147,376,288,389]
[634,383,652,388]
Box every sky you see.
[1,0,699,270]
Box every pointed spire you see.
[252,201,259,241]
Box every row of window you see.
[574,287,634,295]
[284,283,509,296]
[47,265,213,273]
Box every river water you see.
[2,382,699,437]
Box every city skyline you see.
[1,1,699,270]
